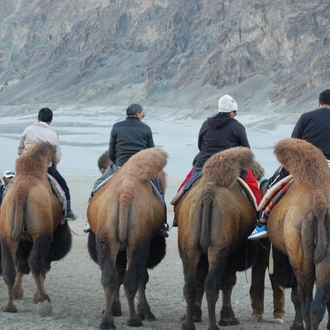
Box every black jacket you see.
[109,117,155,166]
[194,113,250,168]
[291,108,330,159]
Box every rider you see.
[0,170,15,208]
[18,107,77,221]
[249,88,330,239]
[84,103,169,237]
[173,94,262,223]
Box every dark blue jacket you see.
[194,113,250,168]
[109,117,155,167]
[291,108,330,159]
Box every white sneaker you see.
[83,221,91,233]
[273,317,284,324]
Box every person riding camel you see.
[249,88,330,239]
[84,103,169,237]
[172,94,262,224]
[18,107,77,221]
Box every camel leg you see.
[290,287,305,330]
[218,267,239,326]
[205,247,227,330]
[1,240,18,312]
[192,255,208,323]
[311,285,326,329]
[180,247,201,330]
[28,235,52,304]
[124,242,151,327]
[13,271,24,300]
[97,236,118,330]
[111,251,126,317]
[137,269,156,321]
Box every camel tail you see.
[200,182,214,251]
[12,186,28,242]
[118,181,134,243]
[313,190,330,264]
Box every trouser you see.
[48,165,70,200]
[249,242,285,318]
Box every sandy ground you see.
[0,171,328,330]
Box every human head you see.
[319,89,330,107]
[126,103,145,121]
[218,94,238,114]
[38,107,53,123]
[2,170,15,186]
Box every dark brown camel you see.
[176,147,260,330]
[0,142,72,316]
[264,138,330,330]
[87,147,167,330]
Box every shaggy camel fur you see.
[87,147,167,330]
[177,147,259,330]
[0,142,72,316]
[267,138,330,330]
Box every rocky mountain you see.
[0,0,329,113]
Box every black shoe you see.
[66,211,77,221]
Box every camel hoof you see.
[38,301,53,316]
[99,320,116,330]
[127,318,143,327]
[138,311,156,321]
[3,305,18,313]
[219,318,240,326]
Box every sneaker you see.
[84,221,91,233]
[252,313,263,322]
[273,317,284,324]
[66,211,77,221]
[248,225,268,240]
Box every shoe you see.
[66,211,77,221]
[159,224,169,238]
[273,317,284,324]
[252,313,263,322]
[248,225,268,240]
[84,221,91,233]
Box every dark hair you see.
[38,108,53,122]
[319,89,330,106]
[126,104,143,116]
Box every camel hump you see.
[274,138,329,188]
[203,147,254,187]
[121,147,168,182]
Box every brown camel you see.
[87,147,167,330]
[0,141,72,316]
[265,138,330,330]
[176,147,259,330]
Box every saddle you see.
[171,170,257,211]
[258,175,294,218]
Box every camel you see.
[176,147,259,330]
[264,138,330,330]
[0,141,72,316]
[87,147,167,329]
